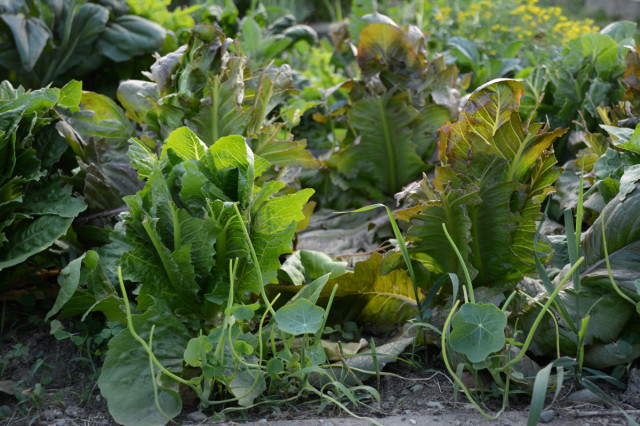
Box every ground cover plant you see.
[2,0,640,425]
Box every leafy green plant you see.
[520,22,635,137]
[0,0,166,88]
[0,80,86,273]
[394,79,565,293]
[522,166,640,367]
[301,20,465,208]
[47,127,322,422]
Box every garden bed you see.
[2,0,640,425]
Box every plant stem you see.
[116,267,198,392]
[442,223,475,303]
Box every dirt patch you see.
[1,301,639,425]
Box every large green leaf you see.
[320,254,423,331]
[339,92,425,196]
[407,184,481,281]
[581,165,640,299]
[0,215,76,271]
[356,23,416,79]
[1,14,49,71]
[275,298,325,335]
[450,303,507,363]
[98,303,188,426]
[438,78,524,172]
[162,126,207,161]
[98,16,165,62]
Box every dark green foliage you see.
[0,80,86,272]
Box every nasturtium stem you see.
[442,223,475,304]
[501,257,584,372]
[601,212,636,306]
[116,267,196,392]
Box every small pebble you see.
[401,389,411,396]
[426,401,444,410]
[186,411,207,422]
[463,403,475,410]
[540,409,555,423]
[410,384,424,392]
[404,409,412,414]
[409,419,417,425]
[258,420,267,423]
[381,402,391,410]
[388,395,397,402]
[567,389,601,404]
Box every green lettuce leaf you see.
[403,79,566,289]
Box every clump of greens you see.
[0,80,86,273]
[47,127,318,423]
[55,91,142,222]
[520,22,635,136]
[0,0,166,88]
[395,79,566,292]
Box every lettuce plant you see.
[0,81,86,272]
[47,127,314,422]
[395,79,566,291]
[55,91,142,219]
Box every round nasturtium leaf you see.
[274,298,325,335]
[449,303,507,363]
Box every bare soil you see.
[1,300,639,426]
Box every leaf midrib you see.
[378,96,397,193]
